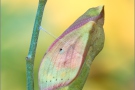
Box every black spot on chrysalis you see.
[60,48,62,51]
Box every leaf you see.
[38,5,105,90]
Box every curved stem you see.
[26,0,47,90]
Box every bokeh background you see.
[1,0,134,90]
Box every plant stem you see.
[26,0,47,90]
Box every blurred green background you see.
[1,0,134,90]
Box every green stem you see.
[26,0,47,90]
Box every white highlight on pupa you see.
[39,26,57,39]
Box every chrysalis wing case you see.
[38,5,105,90]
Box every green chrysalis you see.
[38,5,105,90]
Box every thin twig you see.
[26,0,47,90]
